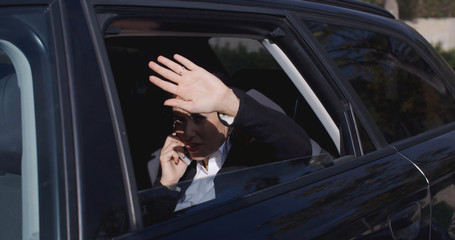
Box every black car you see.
[1,0,455,239]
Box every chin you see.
[192,157,206,161]
[190,154,208,161]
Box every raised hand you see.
[149,54,239,117]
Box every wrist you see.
[160,177,178,190]
[218,88,239,117]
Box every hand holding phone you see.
[177,149,192,165]
[159,135,191,188]
[172,122,192,165]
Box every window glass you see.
[139,154,329,226]
[208,37,299,117]
[306,21,455,143]
[354,113,376,154]
[105,22,334,226]
[208,37,280,75]
[0,8,59,239]
[0,48,22,240]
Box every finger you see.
[174,54,198,71]
[164,135,185,149]
[163,135,180,148]
[172,151,180,164]
[149,76,178,95]
[162,142,180,157]
[157,56,187,77]
[160,145,176,159]
[160,148,175,164]
[174,145,185,156]
[164,98,193,112]
[148,60,181,83]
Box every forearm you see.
[224,88,312,159]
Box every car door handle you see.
[388,203,421,240]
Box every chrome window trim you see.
[262,39,341,153]
[0,39,39,239]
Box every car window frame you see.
[59,0,136,237]
[0,38,39,240]
[94,6,348,162]
[85,2,379,235]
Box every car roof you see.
[212,0,394,18]
[1,0,393,19]
[171,0,394,19]
[303,0,394,18]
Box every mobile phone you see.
[179,152,192,165]
[177,147,191,165]
[172,122,191,165]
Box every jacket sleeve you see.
[220,88,312,160]
[140,184,181,225]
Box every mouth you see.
[186,143,202,153]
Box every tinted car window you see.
[208,37,280,75]
[139,154,329,226]
[0,7,66,239]
[0,47,22,240]
[0,7,60,239]
[306,21,455,143]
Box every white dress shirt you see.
[175,139,231,211]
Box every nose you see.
[182,119,197,141]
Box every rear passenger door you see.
[298,8,455,239]
[89,3,431,239]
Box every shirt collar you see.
[196,137,231,175]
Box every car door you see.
[84,1,433,239]
[0,3,65,239]
[386,26,455,239]
[398,129,455,239]
[296,4,455,239]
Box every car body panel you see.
[117,149,430,239]
[397,128,455,238]
[1,0,454,239]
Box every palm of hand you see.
[169,68,230,114]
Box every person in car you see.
[148,54,312,213]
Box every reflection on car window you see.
[353,112,376,154]
[0,7,59,239]
[306,21,455,143]
[208,37,280,75]
[0,48,22,240]
[139,154,330,225]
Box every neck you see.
[202,158,209,170]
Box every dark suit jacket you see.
[143,88,312,224]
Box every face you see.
[172,107,229,161]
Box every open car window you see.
[101,8,341,227]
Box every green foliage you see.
[419,0,455,18]
[360,0,455,19]
[210,42,279,76]
[0,50,11,64]
[434,43,455,71]
[361,0,384,6]
[398,0,419,20]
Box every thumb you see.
[164,98,193,112]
